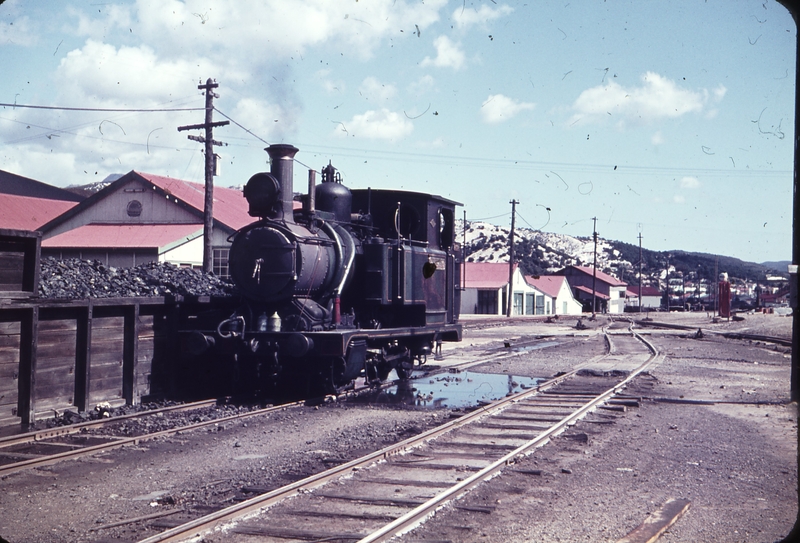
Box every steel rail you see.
[633,318,791,347]
[0,400,304,477]
[0,399,218,448]
[134,328,622,543]
[357,326,660,543]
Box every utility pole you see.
[177,78,229,273]
[506,200,518,317]
[665,253,671,311]
[462,210,467,291]
[638,231,643,313]
[591,217,598,318]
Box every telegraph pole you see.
[506,199,519,317]
[591,217,598,318]
[638,231,643,313]
[177,78,229,273]
[462,210,467,291]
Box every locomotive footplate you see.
[183,323,460,359]
[185,324,459,357]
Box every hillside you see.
[459,220,786,286]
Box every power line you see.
[469,212,510,222]
[212,107,318,173]
[0,102,204,112]
[213,107,270,146]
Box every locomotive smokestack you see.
[266,144,299,221]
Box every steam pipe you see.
[306,169,316,214]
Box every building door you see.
[477,290,498,314]
[525,293,534,315]
[514,293,524,315]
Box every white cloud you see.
[680,176,700,189]
[127,0,447,63]
[480,94,535,124]
[316,69,345,94]
[420,36,465,70]
[231,97,299,142]
[452,4,514,29]
[673,194,686,204]
[70,4,132,42]
[55,40,219,105]
[0,13,38,47]
[569,72,725,126]
[651,131,664,145]
[359,77,397,103]
[333,109,413,140]
[408,75,436,97]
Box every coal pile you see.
[38,257,235,299]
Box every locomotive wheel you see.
[395,359,414,380]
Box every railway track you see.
[0,399,303,477]
[133,321,660,543]
[0,327,578,478]
[633,318,792,347]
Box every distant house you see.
[460,262,549,316]
[0,170,84,231]
[39,171,253,277]
[559,265,627,314]
[525,275,583,315]
[624,285,662,310]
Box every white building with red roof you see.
[39,171,252,276]
[558,265,628,314]
[624,285,663,310]
[524,274,583,315]
[460,262,555,316]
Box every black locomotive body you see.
[183,144,462,396]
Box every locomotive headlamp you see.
[243,172,281,218]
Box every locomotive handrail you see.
[217,315,245,339]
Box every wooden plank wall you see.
[89,310,126,408]
[35,309,80,417]
[0,299,171,425]
[0,317,21,426]
[0,251,24,292]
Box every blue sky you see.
[0,0,795,264]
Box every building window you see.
[127,200,142,217]
[525,293,534,315]
[213,247,230,279]
[535,295,545,315]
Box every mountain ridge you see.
[459,220,788,286]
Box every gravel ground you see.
[0,312,795,543]
[401,313,797,543]
[0,404,452,543]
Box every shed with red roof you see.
[624,285,663,310]
[0,170,84,231]
[524,274,583,315]
[40,171,252,275]
[460,262,551,316]
[558,265,628,314]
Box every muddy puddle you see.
[355,370,544,409]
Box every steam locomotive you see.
[183,144,462,396]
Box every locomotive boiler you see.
[184,144,462,396]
